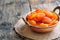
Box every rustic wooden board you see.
[14,18,60,40]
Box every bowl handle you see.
[53,6,60,15]
[20,17,29,26]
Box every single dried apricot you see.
[42,17,52,24]
[43,9,53,18]
[39,23,48,28]
[48,20,58,26]
[26,13,32,19]
[33,17,39,21]
[52,13,58,20]
[31,12,37,19]
[28,20,36,26]
[35,8,43,13]
[26,12,37,19]
[36,13,45,21]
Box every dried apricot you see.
[36,13,45,21]
[39,23,48,28]
[26,8,58,27]
[52,13,58,20]
[26,12,37,19]
[48,20,58,26]
[26,13,32,19]
[43,9,53,18]
[35,8,43,13]
[33,17,39,21]
[42,17,52,24]
[28,20,36,26]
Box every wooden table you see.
[0,0,60,40]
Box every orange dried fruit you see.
[26,8,58,27]
[26,12,37,19]
[31,12,37,19]
[52,13,58,20]
[28,20,36,26]
[35,8,43,13]
[39,23,48,28]
[36,13,45,21]
[33,17,39,22]
[48,20,58,26]
[43,9,53,18]
[26,13,32,19]
[42,17,52,24]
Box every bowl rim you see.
[27,21,57,29]
[24,10,59,29]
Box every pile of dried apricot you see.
[26,8,58,28]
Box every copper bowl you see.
[22,6,60,33]
[30,24,56,33]
[26,18,58,33]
